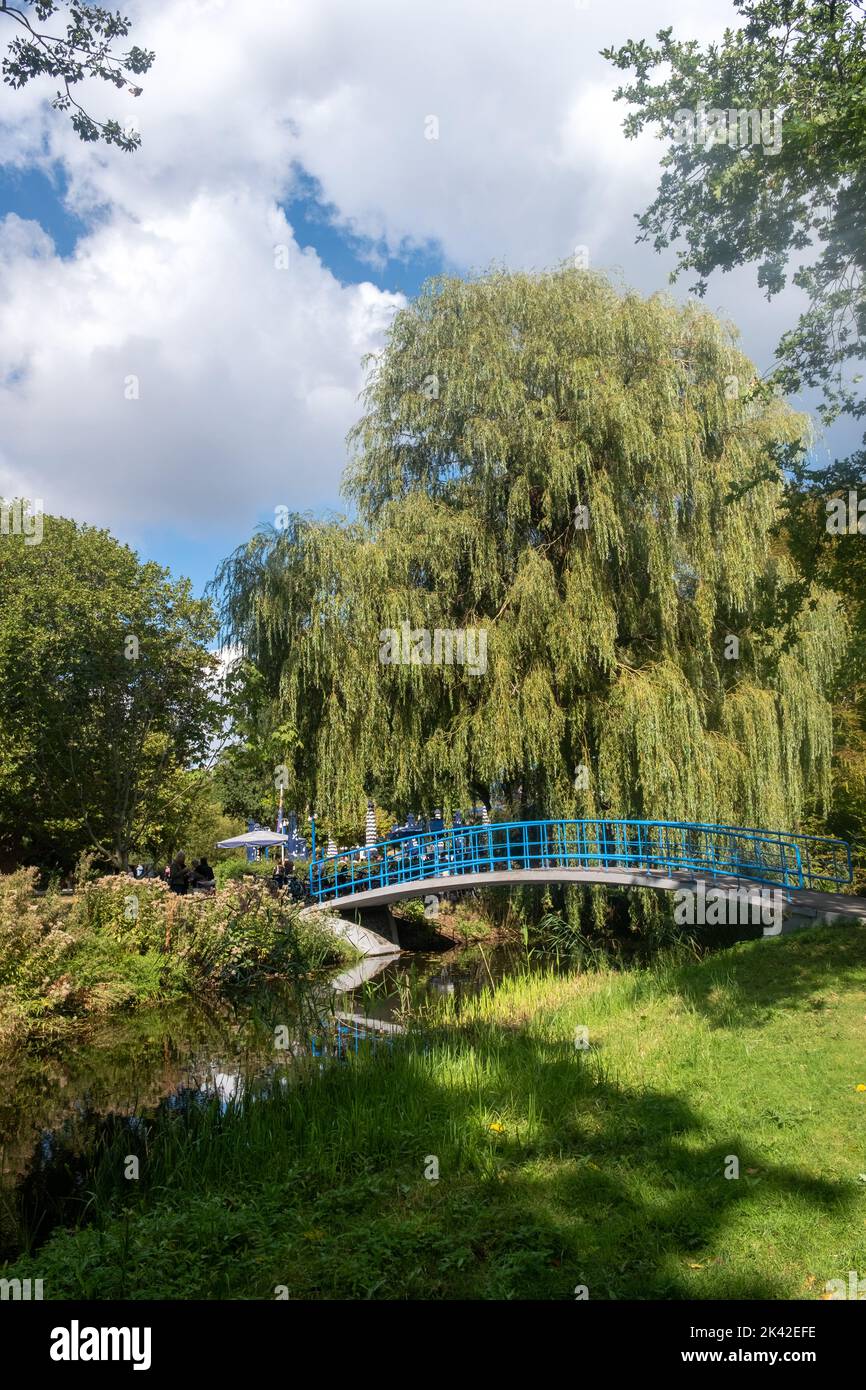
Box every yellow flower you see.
[856,1084,866,1092]
[489,1121,504,1133]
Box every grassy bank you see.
[0,869,349,1049]
[4,922,866,1299]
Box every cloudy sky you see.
[0,0,852,595]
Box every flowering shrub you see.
[77,874,340,984]
[0,870,349,1046]
[79,875,173,953]
[170,879,341,988]
[0,869,78,1040]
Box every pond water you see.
[0,940,533,1259]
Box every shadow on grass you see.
[383,1025,852,1300]
[669,921,866,1030]
[2,1006,857,1300]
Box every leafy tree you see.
[603,0,866,449]
[212,658,300,825]
[0,509,221,869]
[215,267,843,835]
[781,465,866,855]
[1,0,154,150]
[137,768,245,867]
[603,0,866,856]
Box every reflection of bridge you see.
[308,818,861,918]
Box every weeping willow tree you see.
[214,266,844,840]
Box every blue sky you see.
[0,163,89,258]
[0,0,860,604]
[0,159,449,594]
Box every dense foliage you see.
[212,658,299,826]
[0,869,347,1048]
[604,0,865,444]
[216,267,844,835]
[604,0,866,857]
[0,513,222,871]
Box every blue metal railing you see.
[311,1019,396,1060]
[307,818,853,905]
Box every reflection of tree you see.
[0,977,334,1257]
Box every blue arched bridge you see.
[308,817,861,920]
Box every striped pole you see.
[277,784,285,863]
[365,800,378,849]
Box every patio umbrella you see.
[216,830,289,849]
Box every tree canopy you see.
[212,656,300,827]
[604,0,866,857]
[1,0,154,150]
[215,266,844,835]
[0,510,221,869]
[603,0,866,453]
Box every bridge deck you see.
[309,818,854,917]
[324,866,866,920]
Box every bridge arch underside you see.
[325,867,866,924]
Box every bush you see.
[0,870,78,1038]
[0,870,351,1048]
[79,875,173,954]
[64,931,188,1012]
[75,874,343,988]
[169,879,342,988]
[214,856,279,888]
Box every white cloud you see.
[2,0,828,550]
[0,196,402,528]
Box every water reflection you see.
[0,942,531,1259]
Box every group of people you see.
[129,853,304,899]
[165,852,215,894]
[272,860,305,899]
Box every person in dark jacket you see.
[194,857,215,884]
[168,852,190,894]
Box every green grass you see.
[5,923,866,1300]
